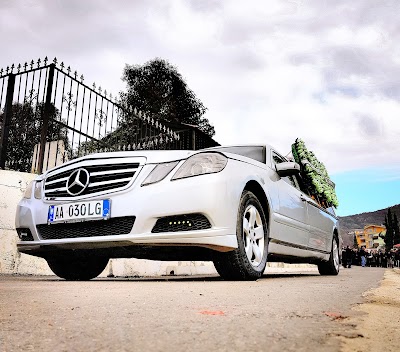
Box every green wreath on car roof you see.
[291,138,339,208]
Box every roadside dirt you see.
[338,269,400,352]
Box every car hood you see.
[82,150,198,164]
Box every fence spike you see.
[60,62,64,70]
[104,89,107,97]
[44,57,48,65]
[6,66,9,74]
[74,71,78,79]
[10,64,14,73]
[67,66,71,74]
[53,57,58,65]
[98,86,102,94]
[80,74,84,83]
[17,63,21,73]
[30,60,34,69]
[93,82,96,89]
[23,62,28,71]
[109,93,113,100]
[37,58,41,68]
[0,68,3,76]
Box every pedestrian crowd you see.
[342,245,400,268]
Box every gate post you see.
[0,73,16,170]
[37,64,55,174]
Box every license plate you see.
[48,199,110,224]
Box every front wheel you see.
[318,236,340,276]
[46,254,109,281]
[213,190,269,280]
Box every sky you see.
[0,0,399,217]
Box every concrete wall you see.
[0,169,316,277]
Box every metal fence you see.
[0,57,218,174]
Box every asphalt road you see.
[0,267,386,352]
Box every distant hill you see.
[338,204,400,246]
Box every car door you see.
[303,195,335,253]
[271,151,310,248]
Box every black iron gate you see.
[0,57,218,174]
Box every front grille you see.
[152,214,211,233]
[44,162,140,199]
[37,216,136,240]
[16,228,34,241]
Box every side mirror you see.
[275,162,301,177]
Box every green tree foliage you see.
[0,102,69,172]
[393,213,400,246]
[120,58,215,137]
[383,208,397,250]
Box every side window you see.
[272,152,299,189]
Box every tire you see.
[213,190,268,280]
[46,254,109,281]
[318,235,340,276]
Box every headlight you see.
[171,153,227,180]
[141,161,179,186]
[23,181,34,199]
[34,181,42,199]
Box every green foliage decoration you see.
[292,138,339,208]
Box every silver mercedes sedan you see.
[15,145,340,280]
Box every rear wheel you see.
[213,190,268,280]
[318,235,340,276]
[46,254,109,281]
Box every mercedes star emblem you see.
[66,168,90,196]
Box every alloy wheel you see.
[242,204,265,267]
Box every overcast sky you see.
[1,0,399,216]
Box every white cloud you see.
[1,0,400,176]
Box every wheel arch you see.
[243,180,271,226]
[333,227,341,263]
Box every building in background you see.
[351,225,386,249]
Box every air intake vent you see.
[44,161,141,199]
[16,228,34,241]
[37,216,136,240]
[152,214,211,233]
